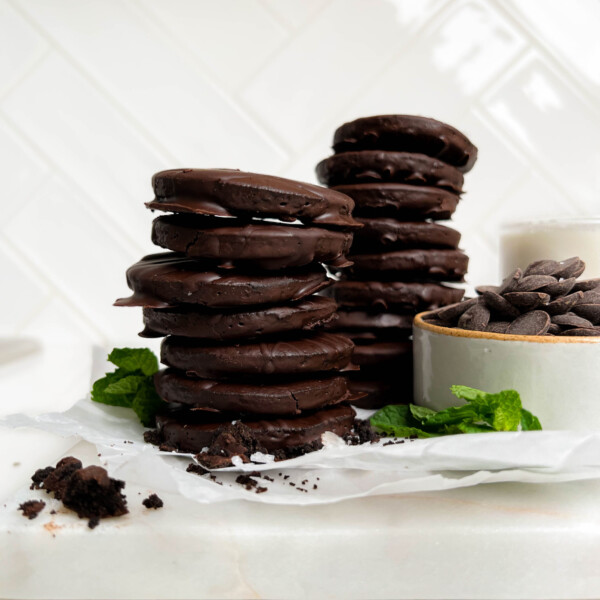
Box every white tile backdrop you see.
[1,0,599,348]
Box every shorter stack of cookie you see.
[316,115,477,408]
[116,169,363,463]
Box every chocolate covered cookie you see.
[352,219,461,252]
[316,151,463,192]
[350,340,413,368]
[154,369,351,415]
[332,115,478,172]
[348,249,469,281]
[161,332,354,377]
[116,253,332,309]
[324,309,414,333]
[149,168,360,229]
[156,404,356,453]
[326,280,464,311]
[333,183,460,220]
[142,296,337,340]
[152,215,353,270]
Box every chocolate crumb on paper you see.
[18,500,45,520]
[142,494,164,509]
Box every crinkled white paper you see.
[3,397,600,505]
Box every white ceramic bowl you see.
[413,313,600,430]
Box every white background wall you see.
[1,0,599,348]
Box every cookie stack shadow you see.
[316,115,478,408]
[116,169,364,464]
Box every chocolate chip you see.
[503,291,550,310]
[545,291,583,315]
[476,285,500,295]
[558,327,600,337]
[580,289,600,304]
[573,279,600,292]
[538,277,576,297]
[547,323,562,335]
[484,321,510,334]
[572,304,600,325]
[554,257,586,279]
[523,259,561,277]
[515,275,557,292]
[506,311,550,336]
[551,313,594,329]
[433,297,480,323]
[482,291,520,319]
[457,304,490,331]
[498,268,522,294]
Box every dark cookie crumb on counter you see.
[142,494,164,509]
[18,500,45,520]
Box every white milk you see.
[500,218,600,279]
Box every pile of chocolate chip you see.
[315,115,477,406]
[117,168,364,464]
[424,257,600,336]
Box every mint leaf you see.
[91,369,134,408]
[451,385,490,404]
[409,405,437,423]
[520,409,542,431]
[91,347,164,427]
[104,374,146,396]
[108,348,159,376]
[420,404,481,427]
[456,422,495,434]
[132,380,164,428]
[490,390,522,431]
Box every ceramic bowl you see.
[413,313,600,430]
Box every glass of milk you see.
[500,218,600,279]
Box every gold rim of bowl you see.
[414,312,600,344]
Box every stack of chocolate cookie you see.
[117,169,363,461]
[316,115,477,407]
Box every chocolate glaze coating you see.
[347,376,411,410]
[149,168,360,229]
[115,253,331,309]
[332,115,478,173]
[152,215,353,270]
[141,296,338,340]
[156,404,356,453]
[350,340,413,368]
[154,369,351,415]
[352,218,461,252]
[325,280,464,311]
[161,332,354,377]
[333,183,460,220]
[349,249,469,281]
[324,310,414,332]
[316,151,464,192]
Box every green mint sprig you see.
[91,348,163,427]
[370,385,542,438]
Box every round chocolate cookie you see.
[148,168,360,229]
[154,369,351,415]
[352,219,461,252]
[115,253,332,309]
[152,215,353,270]
[141,296,337,340]
[155,404,356,453]
[333,184,460,220]
[325,310,413,333]
[350,340,413,368]
[347,376,410,410]
[161,332,354,378]
[348,249,469,281]
[316,151,463,192]
[332,115,478,173]
[325,280,464,311]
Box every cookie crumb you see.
[142,494,163,509]
[18,500,45,520]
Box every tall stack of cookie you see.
[116,169,363,463]
[316,115,478,408]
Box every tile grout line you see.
[0,46,51,103]
[269,0,456,175]
[489,0,600,113]
[126,0,291,157]
[0,112,146,260]
[6,0,183,167]
[0,231,109,344]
